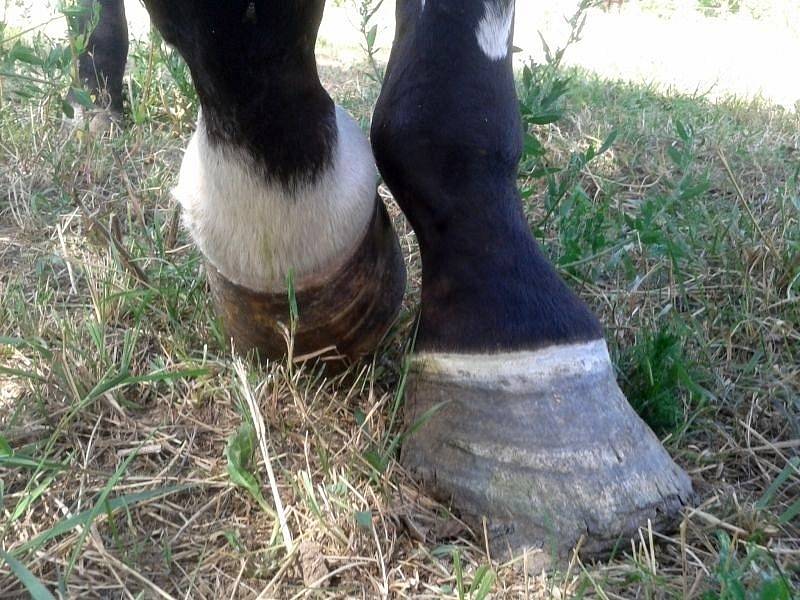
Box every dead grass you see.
[1,40,798,600]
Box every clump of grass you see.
[704,532,793,600]
[617,326,703,435]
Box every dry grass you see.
[1,32,799,600]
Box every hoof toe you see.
[401,340,695,564]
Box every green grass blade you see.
[0,336,53,359]
[64,439,151,578]
[0,551,56,600]
[0,365,47,383]
[453,549,464,600]
[0,456,68,471]
[15,485,193,556]
[756,458,799,510]
[779,498,800,524]
[11,472,58,523]
[469,564,494,597]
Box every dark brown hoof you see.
[206,200,406,365]
[401,340,695,569]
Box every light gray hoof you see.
[87,109,121,136]
[63,104,123,137]
[401,340,695,568]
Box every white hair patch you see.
[413,339,612,393]
[173,106,378,292]
[476,0,515,61]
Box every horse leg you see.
[74,0,128,128]
[141,0,405,364]
[372,0,693,566]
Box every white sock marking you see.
[413,340,612,392]
[173,106,377,292]
[476,0,515,61]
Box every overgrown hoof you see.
[207,200,406,366]
[401,340,695,568]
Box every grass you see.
[1,20,799,600]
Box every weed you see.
[225,422,276,517]
[703,533,794,600]
[0,1,96,117]
[446,550,496,600]
[617,326,704,435]
[335,0,386,82]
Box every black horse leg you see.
[75,0,128,117]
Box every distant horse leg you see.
[74,0,128,123]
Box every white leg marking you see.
[173,106,377,292]
[413,340,612,392]
[476,0,515,61]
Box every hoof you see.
[207,200,406,364]
[64,105,123,137]
[87,109,122,137]
[401,340,695,567]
